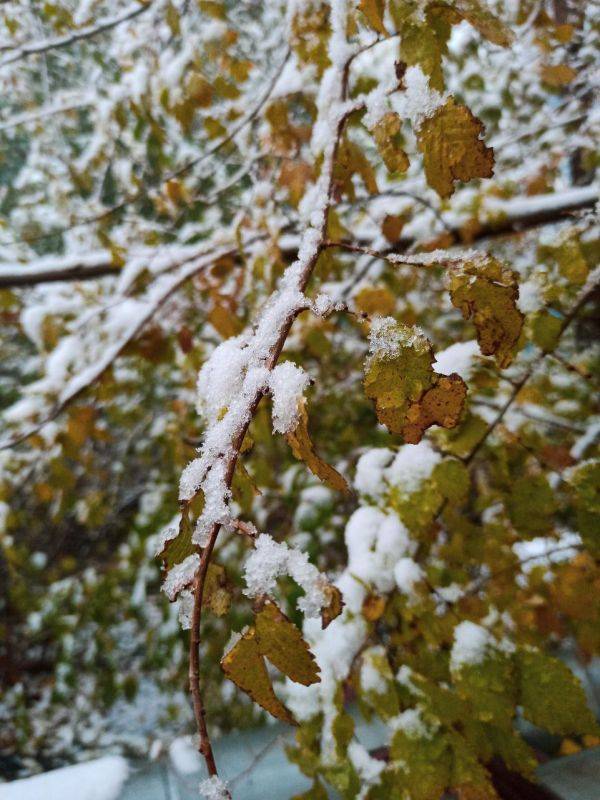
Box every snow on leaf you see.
[285,401,350,493]
[371,112,409,174]
[363,318,466,443]
[221,627,297,724]
[452,0,514,47]
[255,599,321,686]
[448,256,524,368]
[417,97,494,198]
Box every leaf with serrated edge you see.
[255,600,320,686]
[417,97,494,199]
[221,628,296,724]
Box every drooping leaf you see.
[516,648,599,736]
[371,112,409,174]
[286,401,350,493]
[448,256,524,368]
[255,600,321,686]
[452,0,514,47]
[321,583,344,628]
[417,97,494,199]
[363,320,466,442]
[221,627,296,724]
[358,0,387,35]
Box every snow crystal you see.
[433,340,480,380]
[394,557,424,599]
[367,316,429,359]
[0,756,129,800]
[199,775,229,800]
[243,533,326,617]
[450,621,494,672]
[268,361,310,434]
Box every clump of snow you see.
[516,277,544,314]
[243,533,327,617]
[360,646,389,695]
[367,316,429,359]
[512,531,582,574]
[162,553,200,601]
[345,507,413,594]
[385,441,442,495]
[169,736,201,775]
[268,361,310,434]
[394,557,424,599]
[348,741,385,793]
[390,707,432,739]
[433,340,480,380]
[396,66,447,130]
[200,775,229,800]
[450,621,495,672]
[0,756,129,800]
[354,448,394,499]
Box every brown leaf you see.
[417,97,494,198]
[255,600,320,686]
[540,64,577,87]
[321,584,344,629]
[285,402,350,493]
[401,374,467,445]
[205,563,232,617]
[448,256,524,368]
[221,628,296,724]
[362,594,386,621]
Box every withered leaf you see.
[358,0,387,35]
[321,583,344,629]
[286,401,350,494]
[255,600,320,685]
[372,112,409,174]
[221,628,296,724]
[363,320,467,443]
[448,257,524,368]
[417,97,494,198]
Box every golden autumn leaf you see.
[372,112,409,174]
[321,583,344,629]
[208,302,242,339]
[453,0,514,47]
[417,97,494,198]
[221,628,296,724]
[540,64,577,87]
[286,401,350,494]
[255,600,320,685]
[362,593,386,621]
[381,213,407,243]
[448,257,524,368]
[358,0,387,36]
[363,320,467,442]
[354,285,396,316]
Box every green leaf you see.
[516,648,599,735]
[567,459,600,555]
[507,475,557,535]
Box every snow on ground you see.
[0,755,128,800]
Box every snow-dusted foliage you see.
[1,0,599,794]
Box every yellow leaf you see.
[255,600,320,686]
[221,628,296,724]
[417,97,494,199]
[363,320,467,442]
[285,401,350,494]
[540,64,577,87]
[354,285,396,316]
[381,213,406,243]
[453,0,514,47]
[448,256,524,368]
[372,112,409,174]
[362,594,386,621]
[358,0,387,35]
[208,302,242,339]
